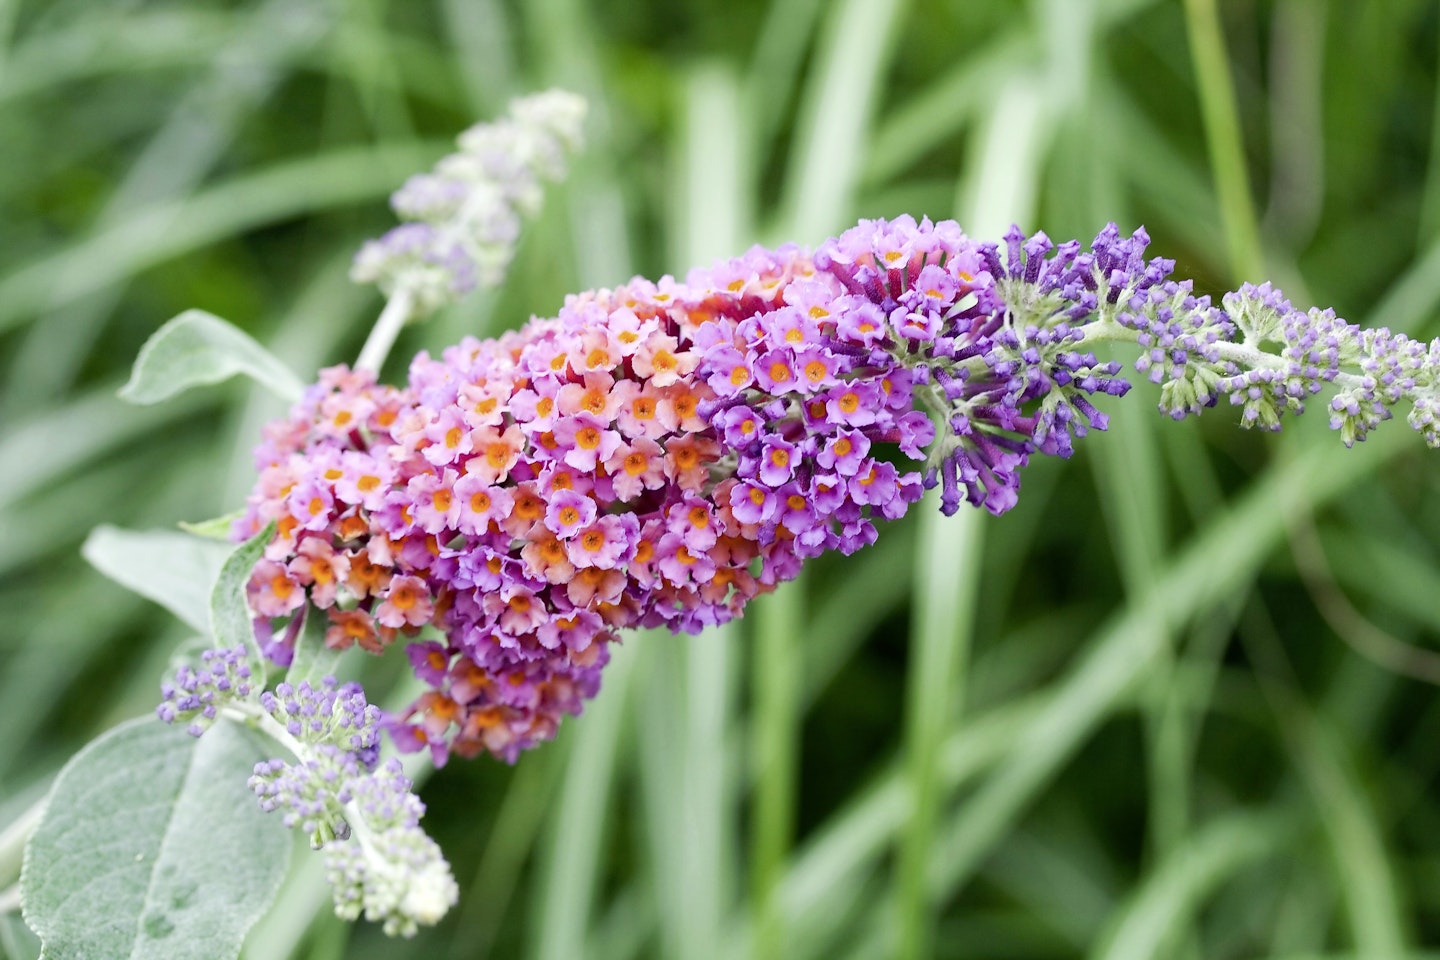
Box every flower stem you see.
[355,287,416,375]
[221,702,307,760]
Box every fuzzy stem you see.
[355,288,416,374]
[222,702,307,760]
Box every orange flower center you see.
[581,389,608,415]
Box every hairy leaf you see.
[211,523,275,678]
[118,310,303,405]
[82,527,230,634]
[20,718,290,960]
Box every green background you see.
[5,0,1440,957]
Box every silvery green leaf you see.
[211,523,275,679]
[285,607,341,687]
[118,309,304,405]
[20,718,290,960]
[82,526,231,635]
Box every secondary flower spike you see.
[234,215,1440,764]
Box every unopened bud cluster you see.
[323,759,458,938]
[155,646,254,737]
[350,89,587,317]
[157,655,456,936]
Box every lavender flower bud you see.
[156,646,255,736]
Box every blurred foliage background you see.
[5,0,1440,957]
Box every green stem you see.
[1182,0,1265,281]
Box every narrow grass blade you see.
[531,642,637,960]
[776,0,906,242]
[1089,810,1295,960]
[0,142,444,334]
[894,66,1048,960]
[1182,0,1265,279]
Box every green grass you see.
[4,1,1440,957]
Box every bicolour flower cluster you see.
[232,215,1154,765]
[233,213,1440,767]
[158,654,456,936]
[351,89,587,318]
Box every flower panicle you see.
[350,89,587,318]
[231,214,1440,773]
